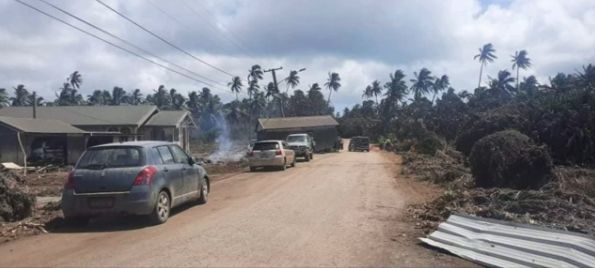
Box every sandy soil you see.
[0,149,473,267]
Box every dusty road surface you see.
[0,149,472,267]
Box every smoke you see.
[207,114,249,163]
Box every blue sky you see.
[1,0,594,112]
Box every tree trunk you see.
[516,67,520,92]
[478,63,484,89]
[327,90,332,107]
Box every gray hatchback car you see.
[62,141,210,225]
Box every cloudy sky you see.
[1,0,594,111]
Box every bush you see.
[414,132,444,156]
[455,105,529,155]
[469,130,553,190]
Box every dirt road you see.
[0,150,471,267]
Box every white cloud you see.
[0,0,594,112]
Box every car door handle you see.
[163,167,169,172]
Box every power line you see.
[95,0,235,78]
[179,0,251,55]
[13,0,219,87]
[37,0,226,88]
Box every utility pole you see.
[264,67,284,117]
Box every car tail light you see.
[64,171,75,189]
[275,149,282,156]
[133,166,158,186]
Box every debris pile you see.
[404,149,595,236]
[469,130,553,190]
[0,168,35,222]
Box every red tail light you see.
[133,166,158,186]
[275,149,282,156]
[64,171,75,189]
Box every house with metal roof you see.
[0,116,88,168]
[0,106,196,166]
[141,110,196,152]
[257,115,340,152]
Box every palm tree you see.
[56,83,83,106]
[11,85,31,106]
[129,89,143,105]
[265,82,278,100]
[111,87,127,105]
[489,70,515,93]
[384,70,408,106]
[88,90,107,105]
[0,88,9,107]
[285,70,300,93]
[474,43,497,88]
[410,68,434,100]
[363,80,382,106]
[511,50,531,92]
[68,71,82,89]
[248,64,263,82]
[431,75,450,102]
[228,76,243,101]
[309,83,322,92]
[577,64,595,91]
[324,72,341,106]
[519,75,539,96]
[247,79,260,100]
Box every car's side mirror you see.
[191,157,204,166]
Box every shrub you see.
[414,132,444,156]
[469,130,553,190]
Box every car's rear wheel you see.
[280,159,287,171]
[197,177,208,204]
[150,191,170,225]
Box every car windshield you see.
[287,136,306,142]
[77,147,142,169]
[252,142,279,151]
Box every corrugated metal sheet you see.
[0,116,87,134]
[420,214,595,268]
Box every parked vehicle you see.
[286,133,315,161]
[247,140,296,171]
[348,136,370,152]
[61,141,210,225]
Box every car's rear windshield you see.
[287,135,306,142]
[77,147,142,169]
[253,142,279,151]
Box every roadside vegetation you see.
[340,43,595,235]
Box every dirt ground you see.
[0,149,473,267]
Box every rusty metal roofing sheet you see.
[420,214,595,268]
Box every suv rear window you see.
[287,135,306,142]
[253,142,279,151]
[78,147,142,169]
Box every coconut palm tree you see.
[265,82,278,101]
[111,87,127,105]
[88,90,107,105]
[384,70,408,106]
[248,64,263,83]
[0,88,9,107]
[228,76,243,101]
[285,70,300,93]
[68,71,82,89]
[309,83,322,92]
[410,68,434,100]
[324,72,341,106]
[129,89,143,105]
[432,75,450,102]
[474,43,497,88]
[511,50,531,92]
[11,84,31,106]
[56,83,83,106]
[247,79,260,100]
[577,64,595,91]
[363,80,382,106]
[489,70,515,93]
